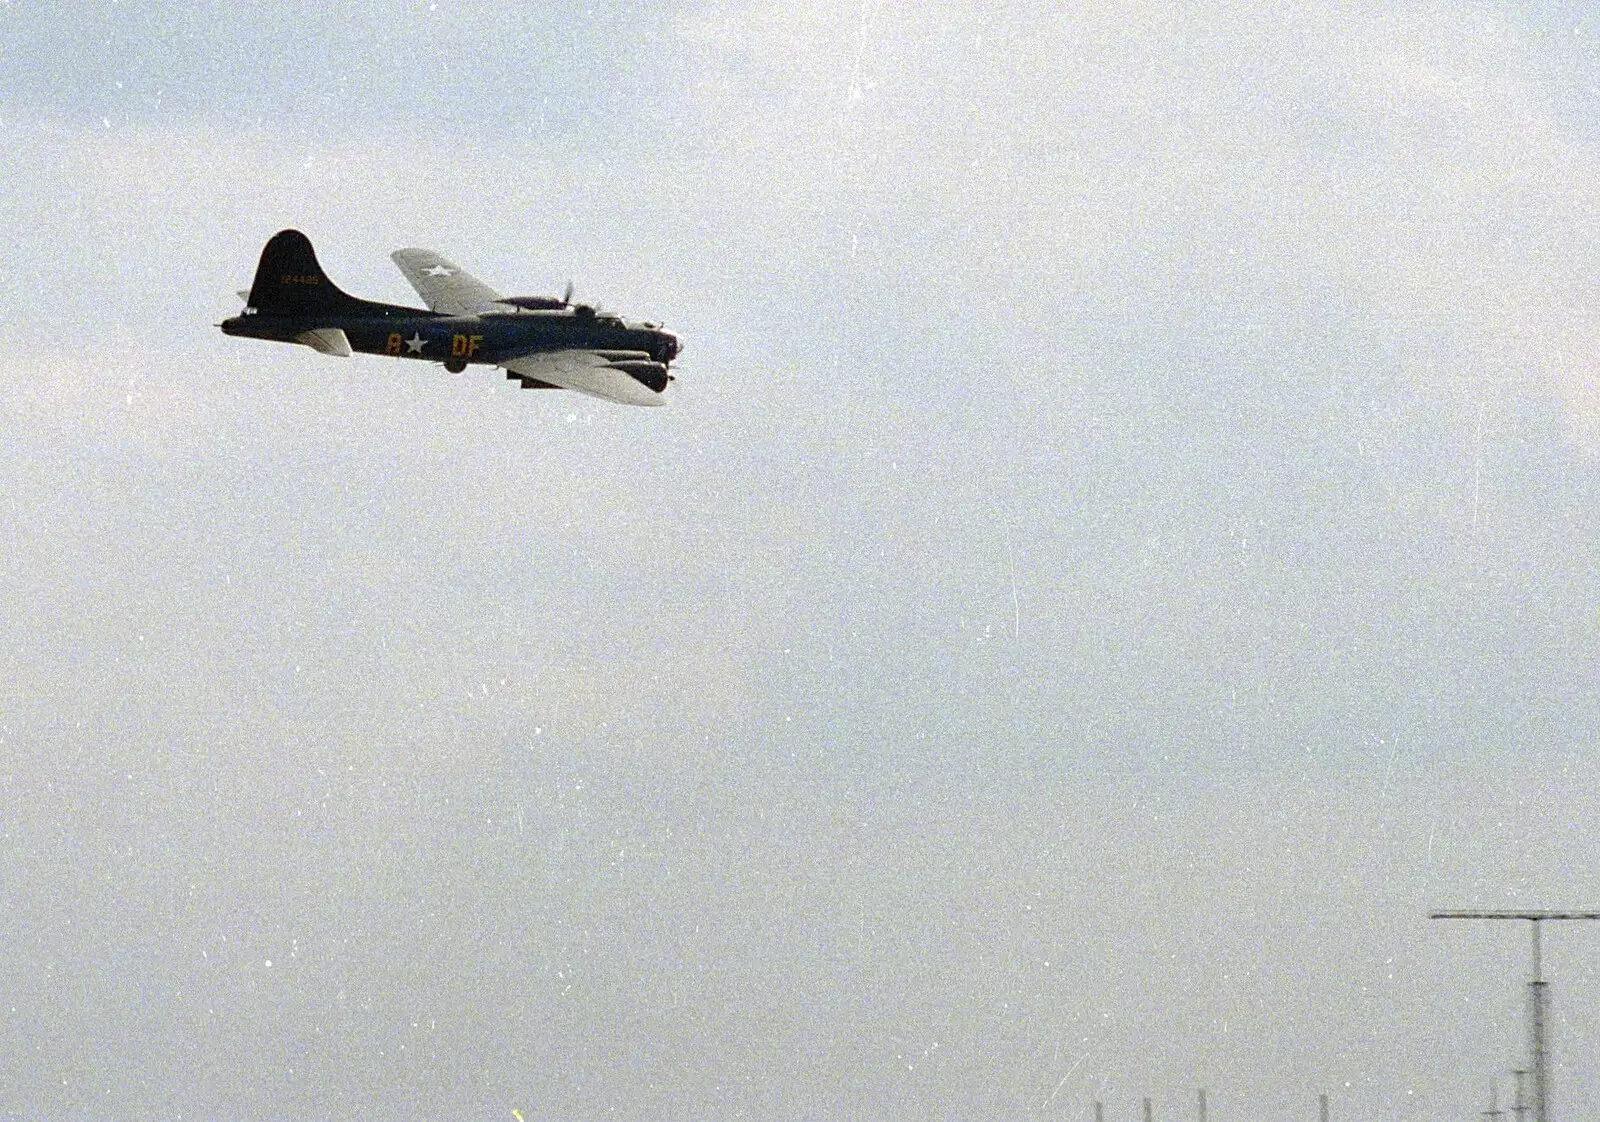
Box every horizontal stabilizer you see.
[295,327,353,357]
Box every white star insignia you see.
[423,265,455,277]
[405,333,427,354]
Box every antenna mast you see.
[1431,910,1600,1122]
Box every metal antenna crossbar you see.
[1431,911,1600,1122]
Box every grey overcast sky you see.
[4,1,1600,1119]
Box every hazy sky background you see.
[4,1,1600,1119]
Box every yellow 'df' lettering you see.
[385,333,403,355]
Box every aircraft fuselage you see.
[221,306,679,371]
[218,230,681,402]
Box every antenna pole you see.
[1531,921,1549,1122]
[1483,1079,1505,1122]
[1431,910,1600,1122]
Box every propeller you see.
[498,279,605,315]
[564,280,604,316]
[499,280,582,313]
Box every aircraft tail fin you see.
[245,229,365,315]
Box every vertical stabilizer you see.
[245,229,364,315]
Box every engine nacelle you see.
[499,295,568,311]
[609,360,670,393]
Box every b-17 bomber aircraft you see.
[220,229,680,407]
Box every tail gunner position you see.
[220,229,680,407]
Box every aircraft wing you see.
[390,248,505,315]
[501,350,667,408]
